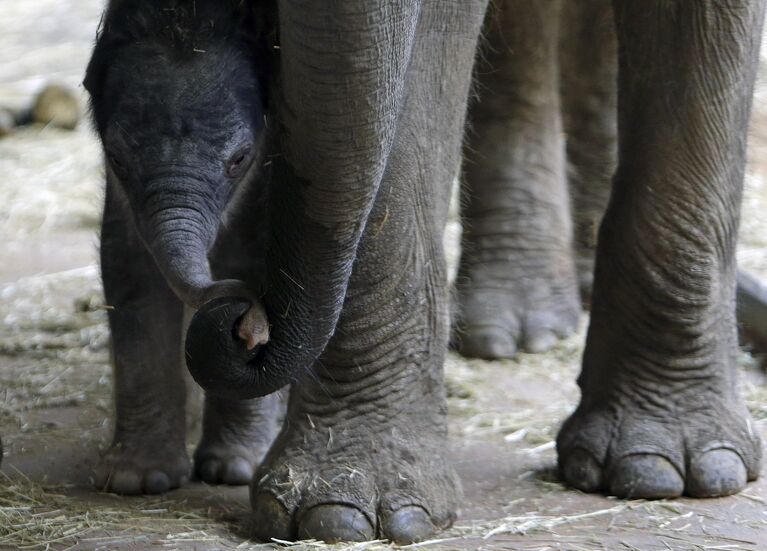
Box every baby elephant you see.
[85,0,765,545]
[85,1,280,493]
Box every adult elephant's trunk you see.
[184,157,377,400]
[184,2,422,400]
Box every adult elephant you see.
[85,0,765,545]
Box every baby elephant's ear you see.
[83,26,126,134]
[83,17,129,126]
[83,43,107,98]
[83,13,116,100]
[83,1,132,98]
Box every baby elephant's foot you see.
[250,421,458,544]
[194,393,281,486]
[194,443,266,486]
[94,441,190,495]
[558,396,761,498]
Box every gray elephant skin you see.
[82,0,766,544]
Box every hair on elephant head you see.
[85,0,280,397]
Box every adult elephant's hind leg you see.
[455,0,580,359]
[250,0,487,544]
[557,1,764,499]
[559,0,617,304]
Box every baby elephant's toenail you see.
[143,470,171,494]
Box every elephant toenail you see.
[221,457,252,485]
[610,454,684,499]
[382,506,435,544]
[561,448,603,492]
[251,492,293,542]
[523,330,558,354]
[143,470,171,494]
[198,459,222,483]
[298,504,375,543]
[686,449,747,497]
[109,470,143,495]
[460,326,517,360]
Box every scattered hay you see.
[0,476,484,550]
[480,502,632,538]
[0,266,110,435]
[444,324,584,453]
[0,473,250,550]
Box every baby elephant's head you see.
[85,0,270,312]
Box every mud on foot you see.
[250,418,459,544]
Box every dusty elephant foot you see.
[94,441,190,495]
[557,393,761,498]
[453,278,580,359]
[194,394,282,485]
[250,422,458,544]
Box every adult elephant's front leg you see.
[250,0,487,544]
[557,1,764,498]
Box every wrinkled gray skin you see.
[455,0,616,358]
[456,0,581,359]
[86,0,765,545]
[458,0,764,502]
[557,0,764,499]
[559,0,617,304]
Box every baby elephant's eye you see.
[107,151,126,176]
[226,146,253,179]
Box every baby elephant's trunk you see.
[139,179,222,308]
[139,183,279,398]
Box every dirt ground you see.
[3,2,767,550]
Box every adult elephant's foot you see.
[558,395,760,498]
[194,393,281,485]
[250,414,458,544]
[94,437,190,495]
[453,252,580,359]
[557,327,762,498]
